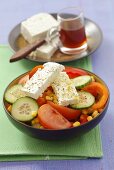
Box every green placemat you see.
[0,46,103,162]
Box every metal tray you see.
[8,13,103,63]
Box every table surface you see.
[0,0,114,169]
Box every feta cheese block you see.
[22,62,65,99]
[21,13,58,43]
[29,42,57,60]
[52,72,78,106]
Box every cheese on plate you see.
[29,42,57,60]
[21,13,58,43]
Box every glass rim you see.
[57,6,83,21]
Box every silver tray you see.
[8,13,103,63]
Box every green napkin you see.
[0,46,103,161]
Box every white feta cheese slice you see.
[29,42,57,60]
[52,72,78,106]
[22,62,65,99]
[21,13,58,43]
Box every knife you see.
[9,39,46,62]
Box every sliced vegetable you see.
[83,82,109,109]
[80,114,88,124]
[11,97,38,122]
[37,97,46,106]
[72,75,92,89]
[7,105,12,112]
[29,65,43,78]
[47,101,81,120]
[5,84,26,104]
[64,67,88,79]
[71,91,95,109]
[38,104,72,129]
[18,74,29,85]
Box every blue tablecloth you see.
[0,0,114,169]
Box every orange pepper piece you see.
[29,65,44,78]
[7,105,12,112]
[83,82,109,110]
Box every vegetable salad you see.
[4,64,109,130]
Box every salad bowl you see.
[3,64,110,140]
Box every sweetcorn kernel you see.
[31,118,39,125]
[45,96,53,101]
[91,76,95,82]
[40,126,44,129]
[73,121,81,127]
[87,116,93,121]
[82,109,89,115]
[32,111,37,117]
[92,110,99,118]
[53,95,57,100]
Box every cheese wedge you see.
[22,62,65,99]
[52,72,78,106]
[29,42,57,60]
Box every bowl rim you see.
[3,67,110,132]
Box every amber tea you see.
[59,26,87,48]
[47,7,87,54]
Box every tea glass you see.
[47,7,87,55]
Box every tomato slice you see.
[64,67,88,79]
[47,101,81,121]
[38,104,72,129]
[83,82,109,110]
[29,65,44,78]
[18,74,29,85]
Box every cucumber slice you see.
[72,75,92,89]
[11,97,38,122]
[71,91,95,109]
[5,84,26,104]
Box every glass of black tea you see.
[47,7,87,55]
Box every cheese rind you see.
[22,62,65,99]
[52,72,78,106]
[21,13,58,43]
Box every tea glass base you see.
[60,43,88,55]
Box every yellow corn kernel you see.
[31,118,39,125]
[49,93,54,97]
[35,118,39,123]
[92,110,99,118]
[53,100,58,104]
[87,116,93,121]
[7,105,12,112]
[73,121,81,127]
[45,96,53,101]
[31,111,37,117]
[40,126,44,129]
[53,95,57,100]
[91,76,95,82]
[82,109,89,115]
